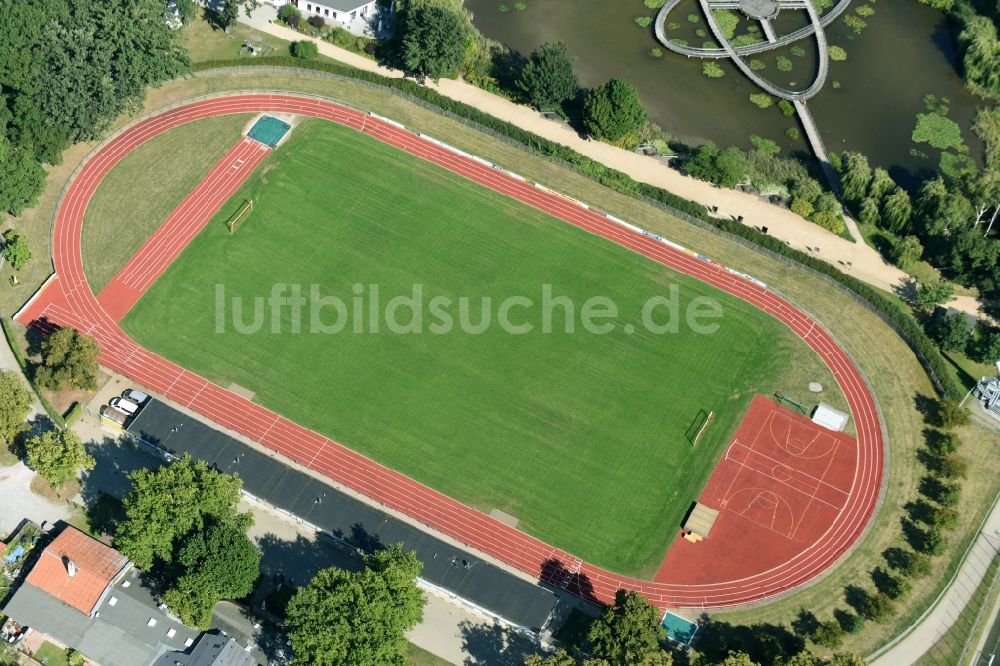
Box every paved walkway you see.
[871,495,1000,665]
[0,320,68,537]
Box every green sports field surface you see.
[121,119,842,576]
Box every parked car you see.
[121,388,149,404]
[109,397,140,415]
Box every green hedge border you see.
[1,315,66,428]
[189,58,963,400]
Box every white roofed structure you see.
[812,402,849,432]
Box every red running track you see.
[98,137,270,322]
[18,94,884,609]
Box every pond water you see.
[465,0,983,188]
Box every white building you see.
[271,0,377,26]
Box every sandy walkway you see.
[239,11,982,318]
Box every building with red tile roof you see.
[24,526,129,616]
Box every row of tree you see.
[524,588,867,666]
[384,1,652,146]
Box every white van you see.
[122,389,149,404]
[109,397,140,415]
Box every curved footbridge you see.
[655,0,853,223]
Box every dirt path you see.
[239,10,983,318]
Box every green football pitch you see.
[121,119,841,576]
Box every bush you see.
[278,4,302,28]
[812,211,847,235]
[307,14,326,30]
[829,45,848,60]
[786,127,800,140]
[860,591,895,622]
[750,93,774,109]
[777,56,793,72]
[634,16,652,27]
[290,40,319,60]
[62,402,82,426]
[938,400,970,428]
[778,99,795,117]
[813,620,844,648]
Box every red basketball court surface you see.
[656,396,857,583]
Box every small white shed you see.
[812,402,850,432]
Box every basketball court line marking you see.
[722,443,844,512]
[729,440,850,495]
[724,486,797,538]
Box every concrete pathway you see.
[871,497,1000,665]
[237,10,982,318]
[0,320,68,537]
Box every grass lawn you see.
[83,114,252,293]
[33,642,69,666]
[181,9,294,62]
[403,643,453,666]
[120,119,841,576]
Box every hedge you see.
[63,402,82,426]
[0,315,66,428]
[190,58,964,400]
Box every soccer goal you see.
[226,199,253,234]
[685,409,715,446]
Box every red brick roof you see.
[26,527,129,615]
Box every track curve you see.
[35,93,884,609]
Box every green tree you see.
[959,15,1000,101]
[914,280,955,312]
[174,0,196,24]
[524,652,577,666]
[972,328,1000,361]
[838,151,871,203]
[583,79,648,145]
[858,196,880,226]
[2,229,32,270]
[164,518,260,628]
[588,590,667,665]
[930,312,971,352]
[277,4,302,27]
[115,455,246,569]
[286,544,425,666]
[214,0,259,30]
[859,591,895,622]
[34,327,99,391]
[291,40,319,59]
[867,167,895,202]
[881,187,912,233]
[719,653,759,666]
[0,370,32,451]
[12,0,188,164]
[24,429,94,486]
[892,235,923,269]
[812,620,844,648]
[516,42,579,110]
[400,5,468,82]
[0,136,45,216]
[938,400,970,428]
